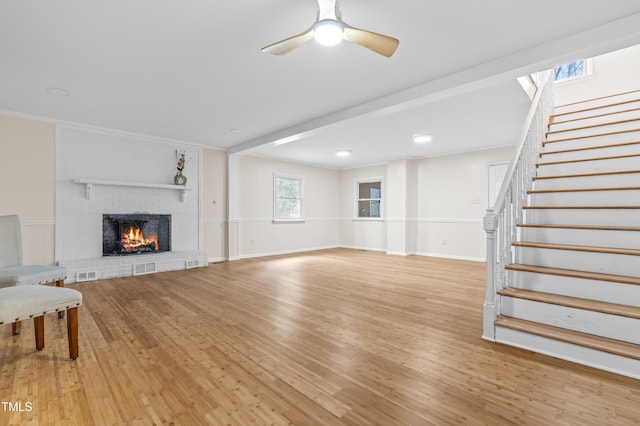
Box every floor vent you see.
[185,259,200,269]
[76,271,97,282]
[133,262,157,276]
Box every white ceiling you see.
[2,1,640,169]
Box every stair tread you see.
[550,107,640,127]
[505,264,640,286]
[537,152,640,166]
[524,205,640,209]
[495,316,640,361]
[498,288,640,319]
[533,170,640,181]
[528,186,640,194]
[546,117,640,136]
[542,128,640,145]
[512,241,640,256]
[516,223,640,232]
[553,92,640,115]
[540,140,640,156]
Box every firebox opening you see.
[103,214,171,256]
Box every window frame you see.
[354,177,383,221]
[553,59,593,84]
[273,173,304,223]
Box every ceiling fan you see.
[261,0,399,57]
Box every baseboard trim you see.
[231,245,341,261]
[339,245,386,253]
[415,252,485,262]
[226,247,485,262]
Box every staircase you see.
[493,89,640,379]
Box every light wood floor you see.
[1,249,639,425]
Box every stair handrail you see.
[482,70,553,341]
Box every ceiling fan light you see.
[314,20,344,46]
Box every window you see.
[274,174,303,221]
[554,59,591,82]
[356,178,382,219]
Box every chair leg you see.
[56,280,66,319]
[34,316,45,350]
[12,321,22,335]
[67,307,79,360]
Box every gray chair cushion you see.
[0,265,68,288]
[0,285,82,325]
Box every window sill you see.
[272,219,306,224]
[353,217,384,221]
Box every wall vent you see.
[76,271,97,282]
[185,259,199,269]
[133,262,157,276]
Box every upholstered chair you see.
[0,215,68,334]
[0,285,82,359]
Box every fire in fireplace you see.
[102,214,171,256]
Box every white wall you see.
[414,147,513,261]
[230,155,340,259]
[0,113,56,265]
[339,164,387,251]
[55,124,201,263]
[337,147,513,260]
[554,44,640,105]
[202,148,227,262]
[1,111,514,266]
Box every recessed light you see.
[230,128,243,133]
[413,134,432,143]
[336,150,351,157]
[46,87,71,96]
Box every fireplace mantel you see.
[74,178,193,202]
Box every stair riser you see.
[514,246,640,277]
[508,269,640,307]
[525,208,640,227]
[547,122,640,142]
[537,156,640,176]
[528,189,640,206]
[519,227,640,250]
[494,326,640,380]
[500,297,640,344]
[553,93,640,116]
[533,173,640,190]
[540,143,640,162]
[550,109,640,132]
[543,130,640,151]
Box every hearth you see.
[102,214,171,256]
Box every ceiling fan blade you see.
[261,28,315,55]
[343,24,399,57]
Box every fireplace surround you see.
[102,214,171,256]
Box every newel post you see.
[482,211,497,341]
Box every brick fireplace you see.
[55,124,207,283]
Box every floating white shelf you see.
[74,178,193,202]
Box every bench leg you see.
[34,316,45,351]
[12,321,22,335]
[67,307,79,360]
[56,280,66,319]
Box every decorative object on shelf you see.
[174,150,187,185]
